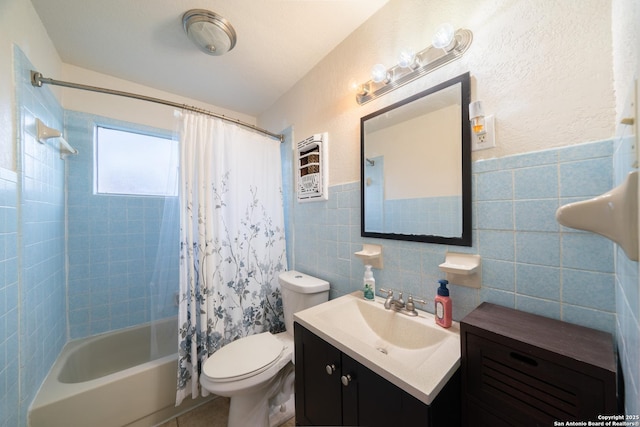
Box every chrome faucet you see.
[379,288,405,311]
[380,288,426,317]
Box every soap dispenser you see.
[363,265,375,301]
[434,279,452,328]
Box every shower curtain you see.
[176,112,287,405]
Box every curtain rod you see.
[30,70,284,143]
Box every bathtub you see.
[29,317,211,427]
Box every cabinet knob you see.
[341,374,353,386]
[325,364,336,375]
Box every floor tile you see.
[161,395,295,427]
[176,397,230,427]
[157,419,178,427]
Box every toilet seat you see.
[202,332,284,383]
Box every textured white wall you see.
[259,0,616,186]
[612,0,639,123]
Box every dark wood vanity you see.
[294,323,461,426]
[460,303,618,427]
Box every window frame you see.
[94,125,179,197]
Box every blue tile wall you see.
[613,123,639,415]
[0,169,18,427]
[292,139,617,337]
[64,111,179,339]
[382,196,461,237]
[12,47,67,427]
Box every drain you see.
[376,347,388,355]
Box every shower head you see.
[366,158,375,166]
[182,9,237,56]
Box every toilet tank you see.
[279,270,329,334]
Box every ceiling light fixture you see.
[355,25,473,105]
[182,9,237,56]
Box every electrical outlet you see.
[471,115,496,151]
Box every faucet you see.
[379,288,405,311]
[380,288,426,317]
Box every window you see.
[95,126,178,196]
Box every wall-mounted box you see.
[297,133,328,202]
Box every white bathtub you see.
[29,317,211,427]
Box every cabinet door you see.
[295,324,438,426]
[342,353,411,427]
[294,324,342,426]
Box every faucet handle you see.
[405,295,427,316]
[379,288,393,297]
[407,295,427,305]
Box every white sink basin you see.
[294,291,460,405]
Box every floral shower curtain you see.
[176,111,287,406]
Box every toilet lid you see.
[203,332,284,382]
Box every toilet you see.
[199,270,329,427]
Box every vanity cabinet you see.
[461,303,618,427]
[294,323,460,426]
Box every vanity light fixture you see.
[356,84,370,97]
[432,23,457,51]
[355,25,473,105]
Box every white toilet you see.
[199,270,329,427]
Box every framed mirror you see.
[360,72,471,245]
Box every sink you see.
[320,296,450,348]
[294,291,460,405]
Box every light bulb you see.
[398,48,417,69]
[371,64,389,84]
[349,78,370,97]
[432,23,456,51]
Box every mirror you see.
[360,72,471,245]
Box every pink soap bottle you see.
[434,279,452,328]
